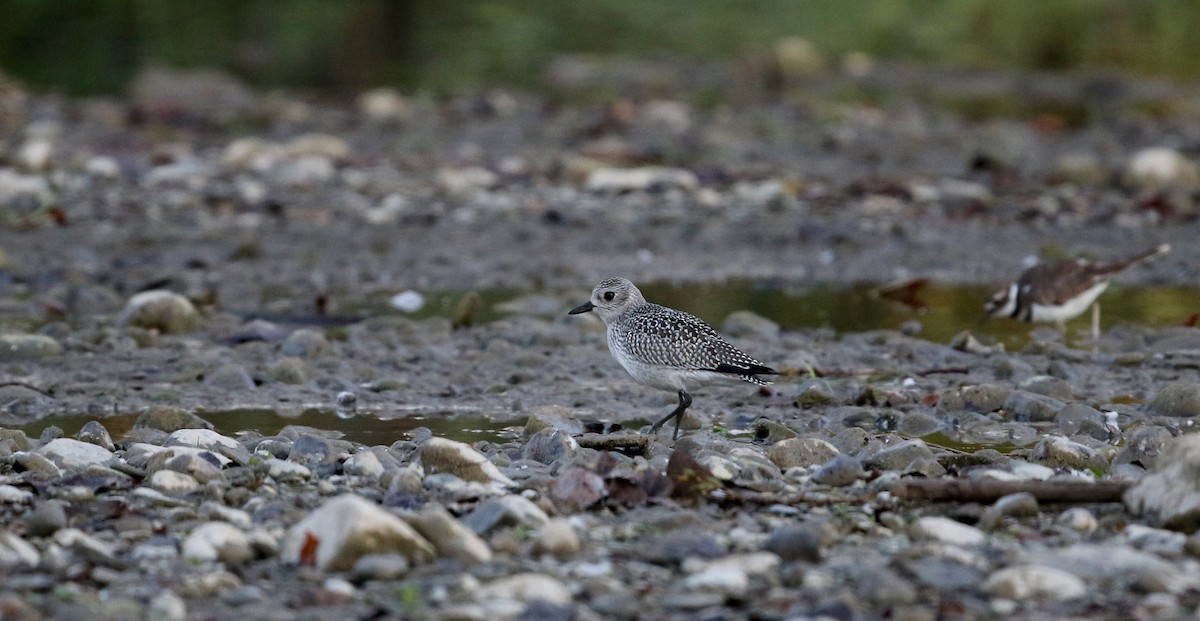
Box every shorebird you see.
[984,244,1171,337]
[568,277,778,440]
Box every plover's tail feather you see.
[1097,243,1171,275]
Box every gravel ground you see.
[1,63,1199,620]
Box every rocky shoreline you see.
[1,65,1200,619]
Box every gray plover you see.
[568,277,778,440]
[984,244,1170,336]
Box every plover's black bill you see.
[568,301,594,315]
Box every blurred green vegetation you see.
[0,0,1198,95]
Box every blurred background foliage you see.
[0,0,1198,96]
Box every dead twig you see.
[890,478,1132,503]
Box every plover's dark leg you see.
[649,390,692,440]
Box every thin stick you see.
[890,478,1131,503]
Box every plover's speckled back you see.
[569,277,778,440]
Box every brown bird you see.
[984,244,1171,336]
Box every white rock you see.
[54,528,119,566]
[1126,147,1200,191]
[85,156,121,178]
[532,518,580,557]
[165,429,239,451]
[344,451,385,479]
[16,138,53,172]
[984,565,1086,600]
[0,169,51,204]
[1057,508,1098,535]
[358,88,411,122]
[389,290,426,313]
[283,134,349,162]
[419,437,514,486]
[281,494,435,571]
[0,533,39,570]
[436,167,498,196]
[684,563,748,597]
[147,589,187,621]
[200,501,253,529]
[148,470,201,494]
[266,458,311,481]
[37,438,115,470]
[585,166,698,193]
[116,289,202,333]
[0,484,33,504]
[183,521,254,565]
[477,573,571,605]
[911,516,986,547]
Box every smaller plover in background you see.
[984,244,1171,338]
[569,277,778,440]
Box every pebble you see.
[281,494,435,571]
[549,465,607,511]
[1146,382,1200,418]
[352,553,411,581]
[984,565,1086,600]
[910,517,985,547]
[532,518,581,557]
[0,533,39,570]
[183,521,254,565]
[1003,390,1066,422]
[0,484,33,504]
[76,420,116,451]
[764,524,824,562]
[1124,434,1200,531]
[344,450,385,479]
[405,504,493,565]
[266,458,312,481]
[1029,436,1107,471]
[115,290,202,333]
[768,437,839,469]
[166,429,239,451]
[462,494,550,534]
[280,328,330,358]
[477,572,572,605]
[1057,508,1099,535]
[811,454,863,486]
[134,406,214,432]
[36,438,115,470]
[419,437,515,486]
[148,469,201,494]
[0,334,62,360]
[146,590,188,621]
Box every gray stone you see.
[864,439,944,476]
[811,454,862,486]
[54,527,123,568]
[1125,434,1200,532]
[1030,436,1108,472]
[763,524,823,562]
[166,429,239,451]
[25,501,68,537]
[829,427,871,455]
[0,533,39,570]
[280,328,330,358]
[768,437,839,469]
[722,310,780,341]
[266,458,311,481]
[135,406,214,432]
[1054,403,1104,436]
[204,363,255,391]
[147,590,187,621]
[1025,543,1200,593]
[344,450,385,479]
[1057,508,1099,535]
[183,521,255,566]
[148,470,201,494]
[76,420,115,451]
[462,494,550,534]
[404,504,492,565]
[477,572,571,605]
[1004,390,1066,423]
[281,494,435,571]
[1018,375,1073,401]
[521,428,579,464]
[12,451,61,478]
[1115,425,1175,469]
[0,334,61,360]
[938,384,1010,412]
[1147,382,1200,417]
[267,357,308,384]
[165,452,225,484]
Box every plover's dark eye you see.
[603,291,615,301]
